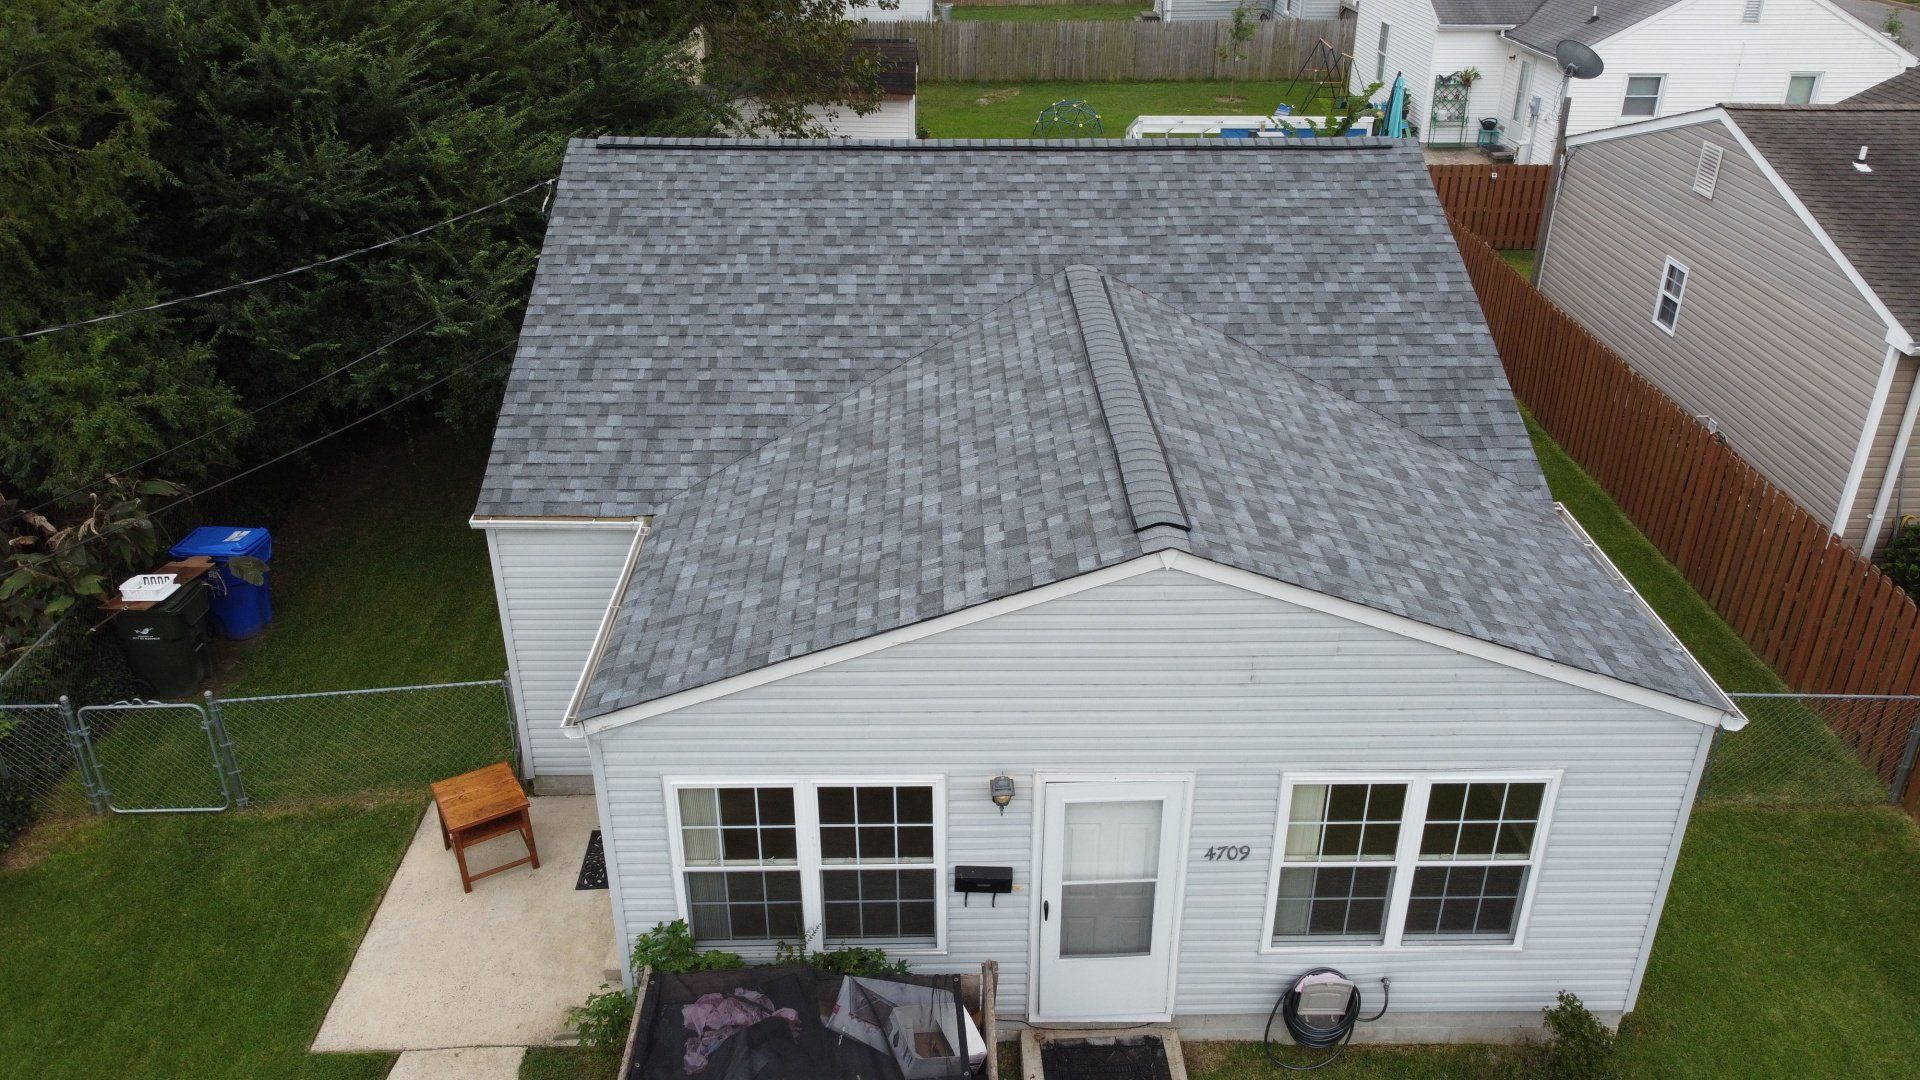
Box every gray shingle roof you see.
[1498,0,1686,53]
[577,267,1724,718]
[1430,0,1540,27]
[1725,104,1920,335]
[476,138,1541,518]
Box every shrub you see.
[774,934,912,977]
[1880,518,1920,596]
[567,987,637,1055]
[1534,991,1617,1078]
[629,919,746,974]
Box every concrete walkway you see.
[388,1046,526,1079]
[313,795,620,1054]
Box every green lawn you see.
[952,3,1148,19]
[0,801,420,1080]
[220,428,506,695]
[1497,248,1535,279]
[917,79,1347,139]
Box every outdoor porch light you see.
[990,774,1016,813]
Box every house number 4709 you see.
[1203,845,1252,861]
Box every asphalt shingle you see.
[576,268,1724,718]
[477,138,1540,519]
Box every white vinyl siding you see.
[487,525,640,777]
[592,569,1711,1022]
[1559,0,1912,140]
[1537,119,1891,546]
[806,97,917,139]
[845,0,934,19]
[1351,0,1438,126]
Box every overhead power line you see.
[0,179,555,346]
[28,340,516,566]
[1,319,437,532]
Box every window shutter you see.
[1693,142,1724,198]
[1742,0,1763,21]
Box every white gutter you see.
[561,521,652,737]
[1865,358,1920,553]
[1834,341,1904,536]
[468,514,647,530]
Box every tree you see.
[1214,4,1258,106]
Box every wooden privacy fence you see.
[1448,221,1920,814]
[1429,165,1551,249]
[854,18,1349,81]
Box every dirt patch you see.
[975,88,1021,106]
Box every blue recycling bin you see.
[169,526,274,640]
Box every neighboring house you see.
[1157,0,1346,19]
[809,39,919,137]
[1536,102,1920,553]
[1350,0,1912,162]
[847,0,933,19]
[476,137,1739,1036]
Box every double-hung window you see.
[1621,75,1665,117]
[1376,24,1391,83]
[1652,258,1689,333]
[672,779,944,952]
[1265,773,1557,950]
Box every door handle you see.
[1043,900,1050,921]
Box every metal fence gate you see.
[77,701,245,813]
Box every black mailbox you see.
[954,865,1013,905]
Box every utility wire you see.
[0,179,554,345]
[27,340,515,565]
[0,318,438,532]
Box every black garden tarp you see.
[627,964,984,1080]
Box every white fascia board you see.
[1169,553,1740,730]
[1568,108,1915,353]
[1834,343,1903,534]
[561,522,652,739]
[469,515,649,530]
[582,548,1737,737]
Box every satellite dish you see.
[1556,39,1606,80]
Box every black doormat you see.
[576,828,608,890]
[1040,1035,1175,1080]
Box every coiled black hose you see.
[1262,968,1390,1072]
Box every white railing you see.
[1125,114,1376,138]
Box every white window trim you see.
[1621,74,1666,117]
[661,775,950,956]
[1784,72,1822,105]
[1257,770,1563,955]
[1651,256,1690,335]
[1376,23,1390,84]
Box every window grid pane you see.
[817,785,935,865]
[680,786,798,868]
[1419,782,1546,862]
[1272,866,1394,944]
[1283,783,1406,863]
[685,869,804,944]
[821,868,938,948]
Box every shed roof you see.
[476,138,1540,519]
[576,267,1725,719]
[1723,104,1920,334]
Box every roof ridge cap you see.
[1063,265,1192,551]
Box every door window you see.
[1059,799,1163,957]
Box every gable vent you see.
[1692,142,1724,198]
[1742,0,1762,21]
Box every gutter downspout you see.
[1865,354,1920,554]
[1834,341,1903,538]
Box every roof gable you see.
[574,269,1726,723]
[477,138,1540,519]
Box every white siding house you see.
[846,0,933,19]
[479,522,643,785]
[586,566,1723,1035]
[480,139,1738,1039]
[1353,0,1913,162]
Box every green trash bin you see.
[113,579,212,697]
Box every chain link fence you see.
[0,679,518,845]
[0,614,142,709]
[1703,694,1920,809]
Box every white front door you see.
[1034,779,1188,1021]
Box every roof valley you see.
[1064,266,1193,553]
